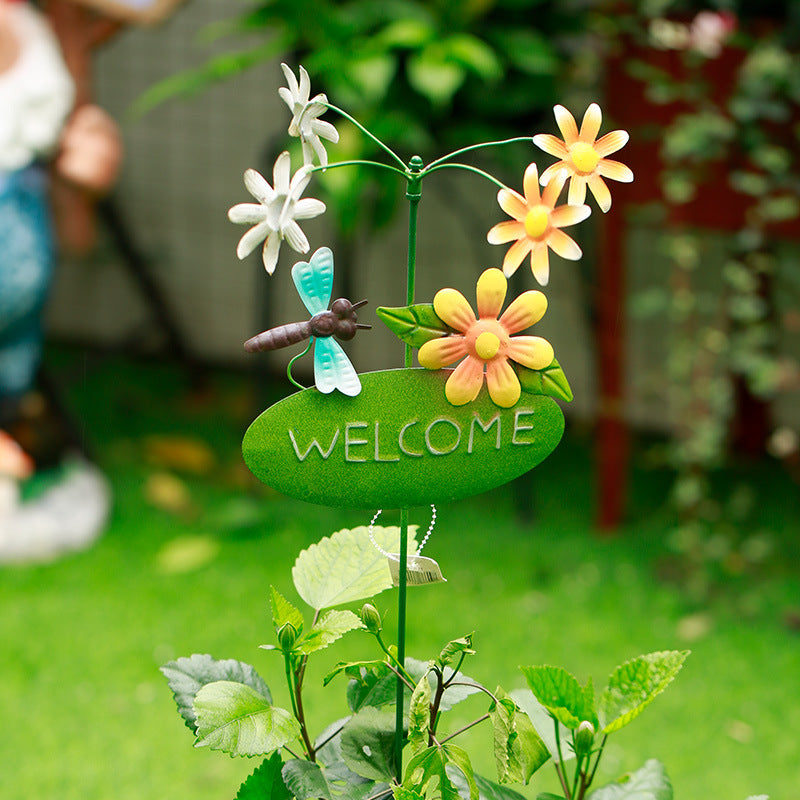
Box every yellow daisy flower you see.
[533,103,633,213]
[418,268,554,408]
[487,163,590,286]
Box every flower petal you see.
[298,65,311,103]
[548,228,583,260]
[445,357,485,405]
[540,160,569,186]
[243,168,275,204]
[529,244,550,286]
[236,221,271,260]
[579,103,602,142]
[288,163,312,196]
[598,158,634,183]
[278,86,295,112]
[262,231,281,274]
[281,63,299,98]
[595,129,629,157]
[506,335,555,370]
[273,151,291,194]
[499,290,548,332]
[487,220,525,244]
[433,288,476,332]
[476,268,507,319]
[497,188,528,221]
[541,169,569,208]
[228,203,267,224]
[485,358,520,408]
[502,238,534,277]
[312,118,339,144]
[523,163,542,204]
[554,105,579,144]
[533,133,568,159]
[550,202,591,229]
[587,174,612,212]
[418,336,469,369]
[282,220,310,254]
[310,135,329,168]
[567,175,588,206]
[293,197,326,220]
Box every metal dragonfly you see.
[244,247,370,396]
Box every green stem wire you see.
[321,101,407,169]
[425,136,534,170]
[286,340,312,391]
[309,159,408,178]
[422,161,509,191]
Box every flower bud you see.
[574,720,595,756]
[277,621,298,652]
[360,603,382,634]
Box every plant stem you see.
[321,101,407,169]
[394,506,409,781]
[425,136,534,170]
[310,159,408,178]
[553,724,572,799]
[422,161,508,191]
[438,713,490,744]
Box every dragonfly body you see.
[244,247,368,396]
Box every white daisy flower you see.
[279,63,340,168]
[227,151,326,275]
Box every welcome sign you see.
[243,368,565,508]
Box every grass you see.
[1,346,798,800]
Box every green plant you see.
[162,524,691,800]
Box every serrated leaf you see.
[270,586,304,634]
[406,657,481,712]
[408,669,432,755]
[598,651,689,734]
[510,689,574,764]
[281,759,376,800]
[325,658,389,686]
[236,753,291,800]
[298,609,364,655]
[451,771,529,800]
[340,706,398,781]
[520,666,587,730]
[346,665,397,712]
[489,689,550,784]
[194,681,300,757]
[438,635,475,668]
[403,745,476,800]
[586,759,672,800]
[293,525,418,610]
[160,654,271,732]
[517,360,573,403]
[394,788,426,800]
[376,304,453,348]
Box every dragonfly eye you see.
[336,319,357,341]
[331,298,353,318]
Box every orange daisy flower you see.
[418,268,554,408]
[487,163,590,286]
[533,103,633,213]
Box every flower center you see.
[474,331,501,360]
[570,141,600,173]
[524,205,550,239]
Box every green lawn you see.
[1,348,797,799]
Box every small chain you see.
[368,505,437,557]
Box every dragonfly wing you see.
[292,247,333,316]
[313,337,362,397]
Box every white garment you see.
[0,2,75,172]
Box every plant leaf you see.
[160,654,271,732]
[489,689,550,785]
[438,634,475,668]
[270,586,304,634]
[407,44,466,105]
[194,681,300,757]
[517,360,573,403]
[402,744,476,800]
[586,759,673,800]
[520,666,588,730]
[407,657,481,712]
[375,304,454,348]
[408,668,432,755]
[450,771,529,800]
[598,651,690,734]
[236,753,291,800]
[340,706,398,781]
[293,525,418,610]
[345,664,397,712]
[281,759,377,800]
[298,609,364,655]
[509,690,575,764]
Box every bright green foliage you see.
[270,586,304,634]
[520,666,594,730]
[437,634,475,668]
[517,360,574,403]
[340,707,398,781]
[296,610,364,655]
[281,759,375,800]
[235,753,292,800]
[510,689,575,765]
[408,669,432,755]
[489,689,550,785]
[402,744,478,800]
[292,526,418,610]
[193,681,300,757]
[160,654,272,732]
[598,651,690,734]
[375,304,453,348]
[586,759,672,800]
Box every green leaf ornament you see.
[586,759,673,800]
[375,303,454,348]
[516,359,573,403]
[598,651,690,734]
[193,680,301,757]
[293,525,418,610]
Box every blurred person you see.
[0,0,120,560]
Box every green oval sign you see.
[242,368,564,508]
